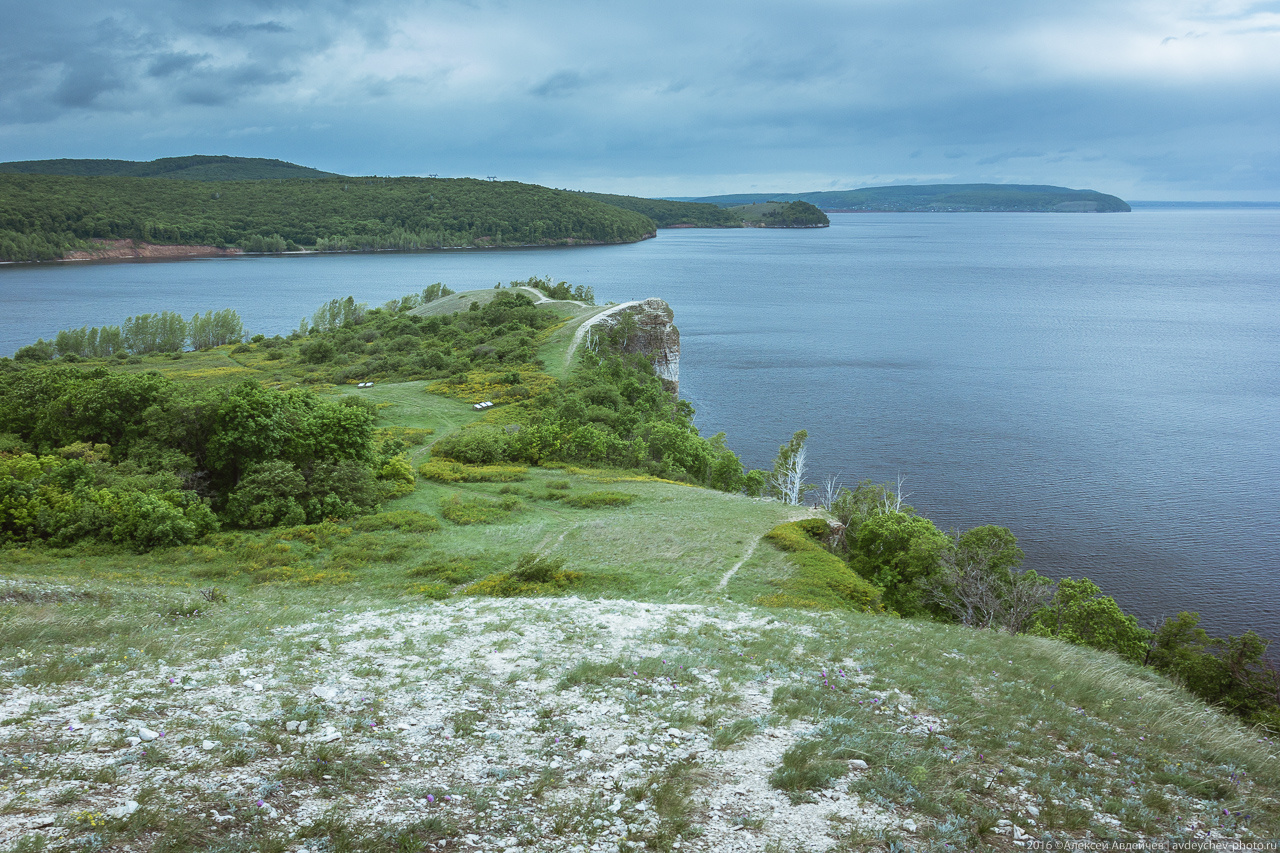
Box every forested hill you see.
[0,155,337,181]
[0,174,656,262]
[574,191,742,227]
[678,183,1132,212]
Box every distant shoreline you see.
[1127,200,1280,209]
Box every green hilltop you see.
[0,155,339,181]
[678,183,1132,212]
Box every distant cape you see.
[671,184,1131,213]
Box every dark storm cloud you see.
[530,71,587,98]
[147,52,208,78]
[208,21,291,37]
[1,0,1277,198]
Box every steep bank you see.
[566,299,680,394]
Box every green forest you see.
[0,174,656,262]
[731,200,830,227]
[574,191,742,227]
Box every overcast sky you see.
[2,0,1278,199]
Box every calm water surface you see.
[2,211,1277,640]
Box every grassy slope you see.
[2,292,1277,847]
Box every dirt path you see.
[516,286,588,308]
[718,539,760,590]
[565,301,641,368]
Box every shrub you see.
[1027,577,1151,662]
[428,426,512,465]
[758,521,884,614]
[108,490,219,552]
[465,553,583,597]
[417,460,527,483]
[350,510,441,533]
[378,455,417,497]
[847,511,949,617]
[412,583,451,600]
[408,554,498,585]
[563,490,635,509]
[439,495,522,525]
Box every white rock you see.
[138,727,158,742]
[298,720,308,733]
[396,722,411,731]
[577,749,593,759]
[201,740,217,750]
[997,819,1013,827]
[321,730,342,743]
[106,800,139,818]
[666,728,681,737]
[1026,804,1040,817]
[312,685,338,702]
[126,737,142,747]
[850,759,869,771]
[285,721,299,732]
[902,819,917,832]
[614,745,629,757]
[1012,825,1030,841]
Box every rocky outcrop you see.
[576,298,680,395]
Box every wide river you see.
[2,210,1277,641]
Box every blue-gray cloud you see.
[1,0,1277,199]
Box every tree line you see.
[765,430,1280,732]
[0,174,656,262]
[17,309,245,361]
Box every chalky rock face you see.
[600,298,680,395]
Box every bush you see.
[428,426,512,465]
[350,510,441,533]
[563,490,634,509]
[225,462,309,528]
[439,495,522,525]
[378,455,417,497]
[465,553,583,597]
[412,582,452,600]
[408,554,498,585]
[847,511,949,617]
[417,460,527,483]
[1027,577,1150,662]
[758,521,884,614]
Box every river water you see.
[2,210,1278,641]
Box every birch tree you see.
[770,429,810,505]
